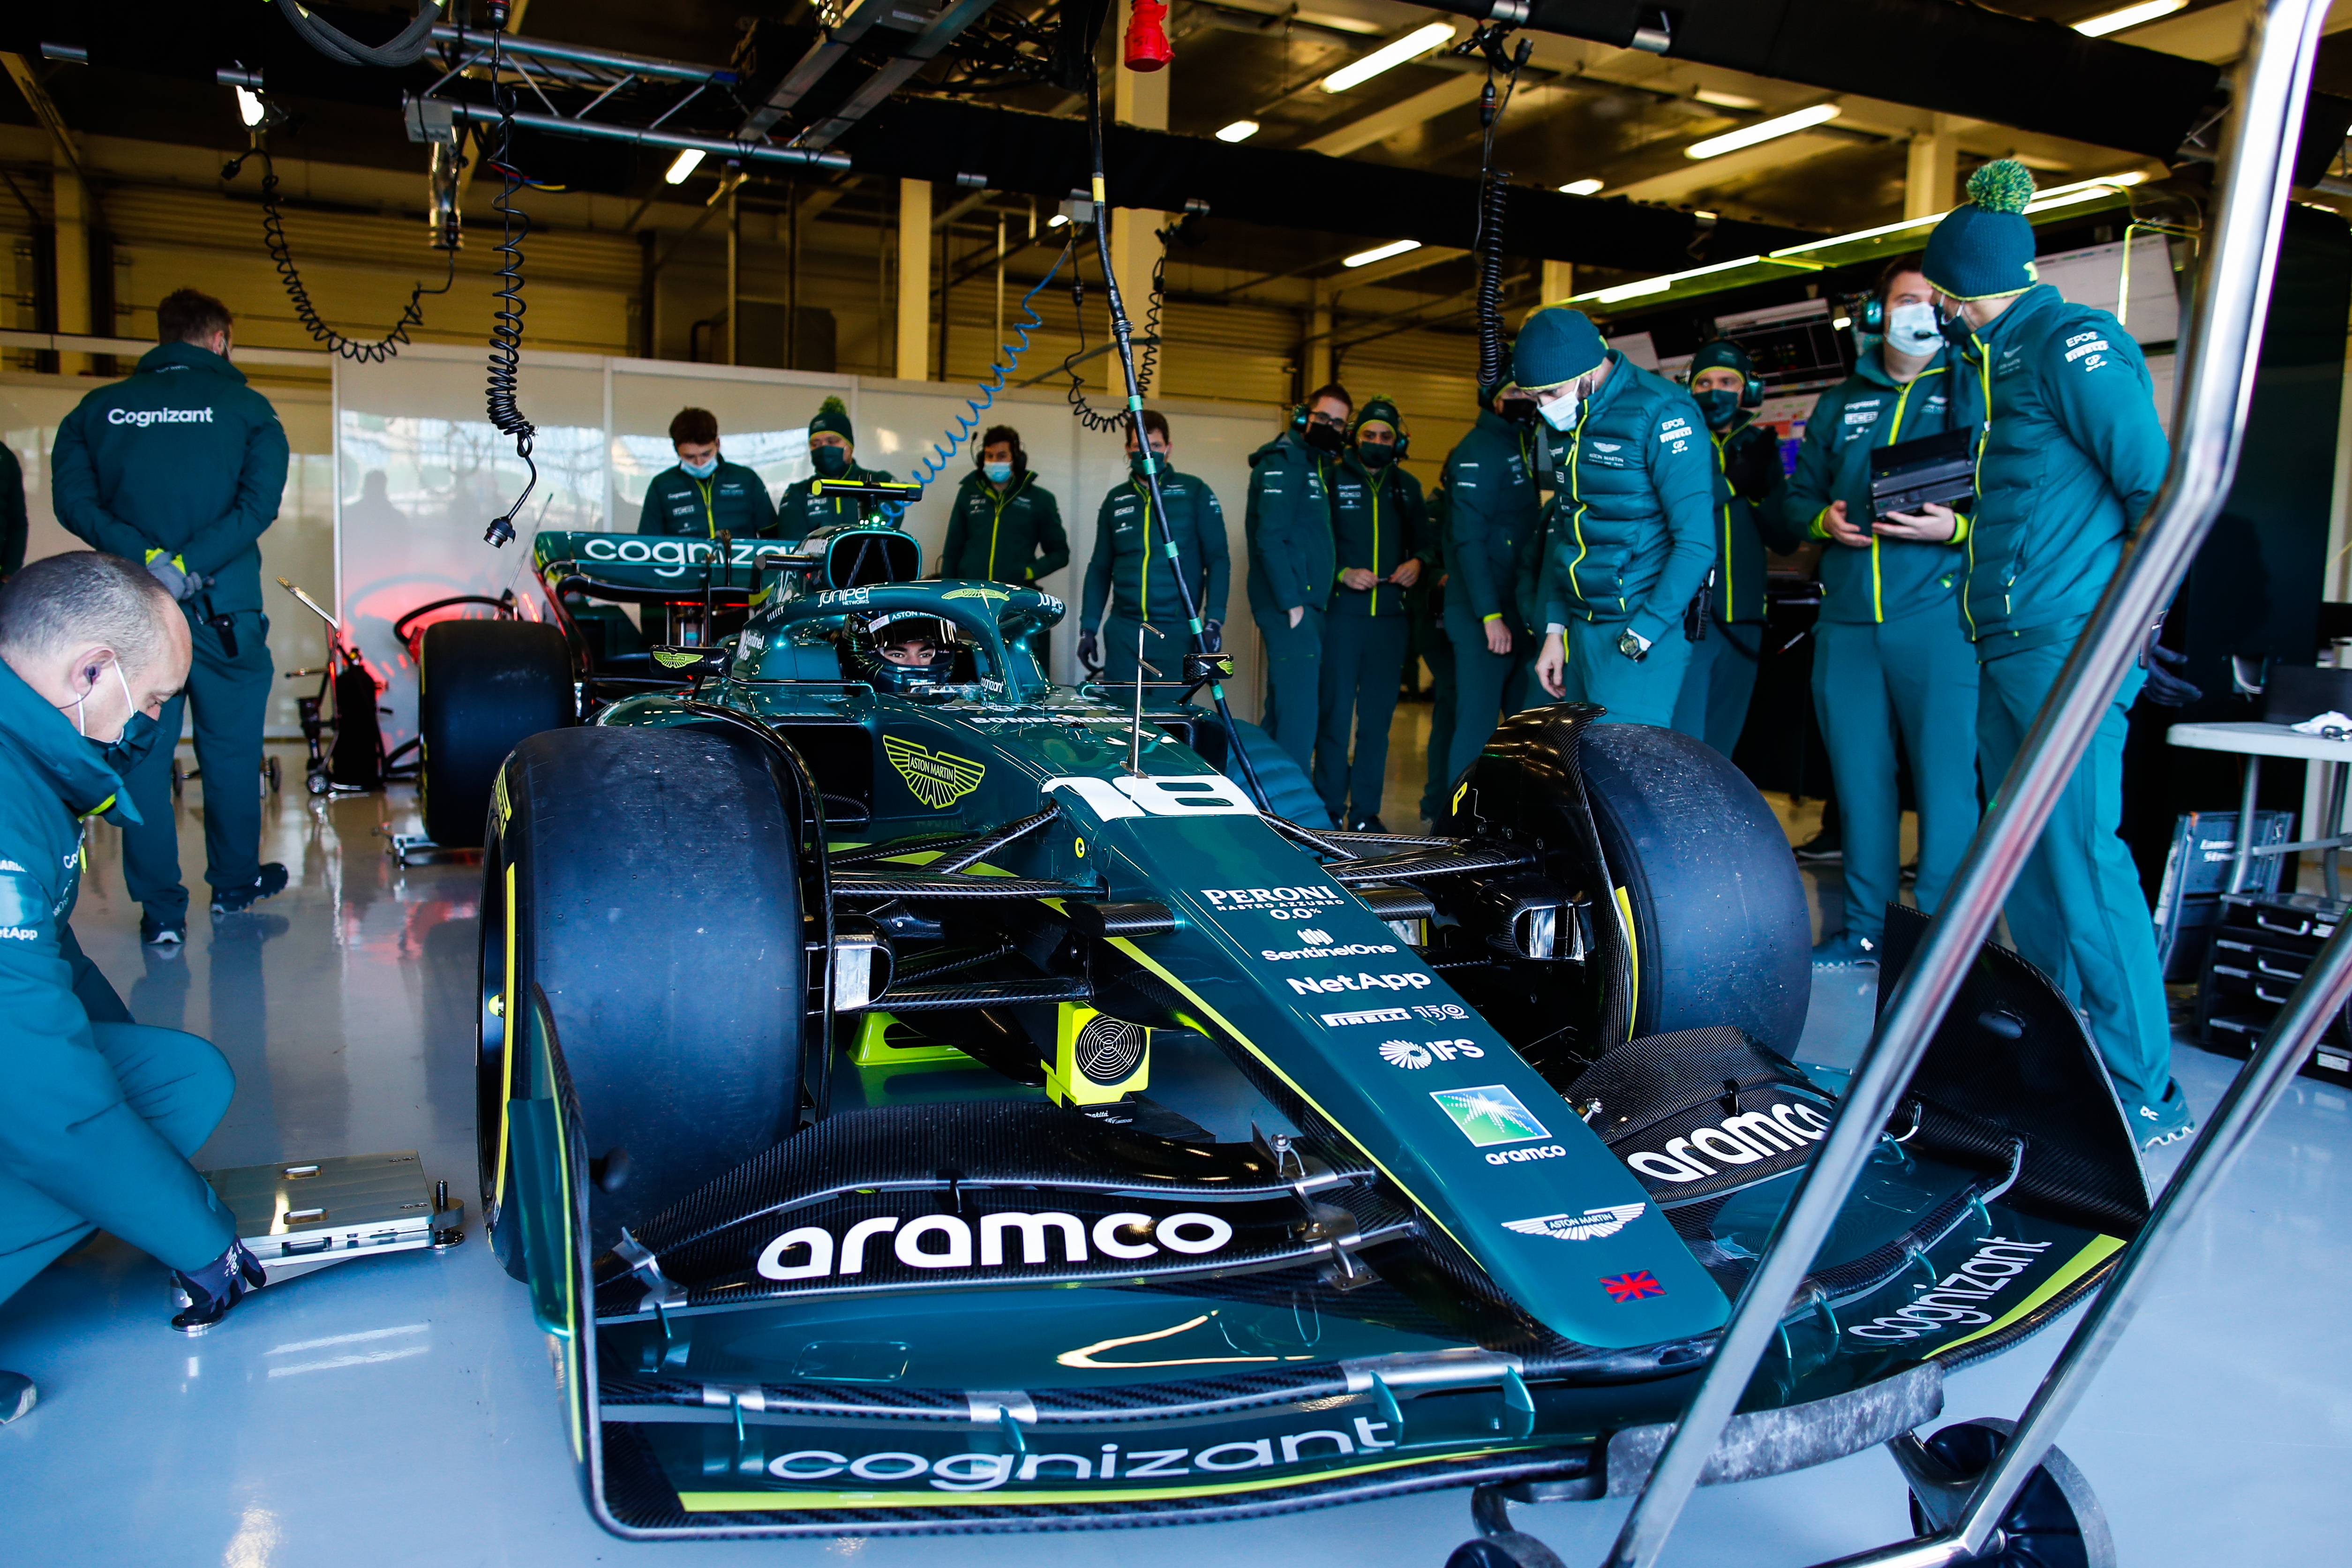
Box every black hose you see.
[276,0,444,69]
[1475,169,1509,393]
[222,150,454,364]
[1080,69,1273,815]
[481,50,539,546]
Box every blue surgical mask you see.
[812,445,850,479]
[1538,392,1582,432]
[983,461,1013,485]
[680,456,718,480]
[1885,301,1942,358]
[1692,388,1740,430]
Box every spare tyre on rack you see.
[418,619,574,848]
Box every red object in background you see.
[1124,0,1172,71]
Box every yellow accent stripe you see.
[493,860,517,1212]
[1712,430,1733,615]
[1875,365,1945,625]
[1612,885,1638,1040]
[1925,1234,2125,1360]
[678,1450,1491,1511]
[1107,936,1471,1259]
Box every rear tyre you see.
[479,725,806,1259]
[420,620,572,848]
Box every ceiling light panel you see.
[1685,104,1841,160]
[1343,239,1421,267]
[1321,23,1457,93]
[2075,0,2187,38]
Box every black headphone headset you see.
[1851,293,1886,336]
[1288,403,1309,432]
[1353,401,1410,460]
[1692,352,1766,410]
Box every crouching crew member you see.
[1079,412,1228,685]
[51,289,289,942]
[1518,308,1714,725]
[1245,386,1347,765]
[1316,397,1427,831]
[638,407,778,538]
[778,397,898,538]
[1,553,267,1423]
[1672,339,1798,755]
[1781,257,1981,968]
[1907,160,2188,1146]
[1438,365,1545,783]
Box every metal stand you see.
[1578,5,2340,1567]
[380,830,478,868]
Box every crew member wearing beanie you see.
[1671,339,1801,755]
[1520,308,1715,727]
[1899,159,2188,1148]
[1315,397,1429,830]
[1436,360,1546,786]
[778,397,899,538]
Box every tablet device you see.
[1868,427,1976,520]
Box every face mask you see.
[680,456,718,480]
[812,445,850,479]
[983,461,1013,485]
[1692,388,1740,430]
[1885,302,1942,357]
[1499,394,1537,426]
[104,705,163,774]
[1538,391,1582,433]
[1303,421,1345,454]
[1357,441,1394,469]
[1129,451,1163,480]
[1935,301,1976,351]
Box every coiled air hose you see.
[481,53,539,547]
[1079,68,1270,814]
[222,149,454,364]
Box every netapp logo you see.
[1848,1238,2055,1342]
[763,1417,1400,1491]
[1623,1099,1832,1185]
[755,1209,1233,1281]
[1288,971,1432,996]
[107,407,213,427]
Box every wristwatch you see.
[1616,628,1649,662]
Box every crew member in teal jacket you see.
[1315,397,1428,830]
[1079,411,1228,686]
[51,290,290,943]
[1906,161,2190,1147]
[939,426,1069,586]
[1671,339,1800,755]
[777,397,899,539]
[0,554,265,1415]
[1410,485,1458,823]
[1780,258,1983,968]
[1521,309,1717,727]
[637,406,778,538]
[1,443,26,581]
[1438,364,1545,784]
[1244,386,1347,765]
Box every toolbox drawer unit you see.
[2197,893,2352,1087]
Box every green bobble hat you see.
[1923,160,2041,301]
[1511,307,1609,392]
[809,395,855,443]
[1687,338,1755,380]
[1355,395,1405,436]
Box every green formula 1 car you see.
[467,520,2152,1545]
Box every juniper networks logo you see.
[1429,1085,1550,1147]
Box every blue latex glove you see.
[171,1239,266,1335]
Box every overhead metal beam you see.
[444,101,850,171]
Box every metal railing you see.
[1599,2,2338,1565]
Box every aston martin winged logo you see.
[1503,1203,1646,1242]
[884,735,986,810]
[943,586,1010,606]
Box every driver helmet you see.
[849,611,962,694]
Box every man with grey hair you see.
[53,287,290,944]
[0,552,263,1424]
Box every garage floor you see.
[3,729,2346,1567]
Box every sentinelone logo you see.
[107,408,213,427]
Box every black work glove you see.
[2142,635,2201,707]
[1200,619,1223,654]
[1076,629,1099,671]
[171,1239,266,1335]
[1723,434,1782,503]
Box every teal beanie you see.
[1688,339,1754,381]
[1356,395,1404,435]
[1512,308,1608,390]
[809,395,855,443]
[1923,160,2040,300]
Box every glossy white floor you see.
[1,743,2345,1567]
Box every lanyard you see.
[691,475,716,538]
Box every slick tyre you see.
[420,619,572,848]
[480,726,805,1265]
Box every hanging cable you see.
[889,240,1076,522]
[1059,219,1170,435]
[275,0,446,70]
[221,149,455,364]
[481,34,538,548]
[1080,67,1270,813]
[1467,30,1531,392]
